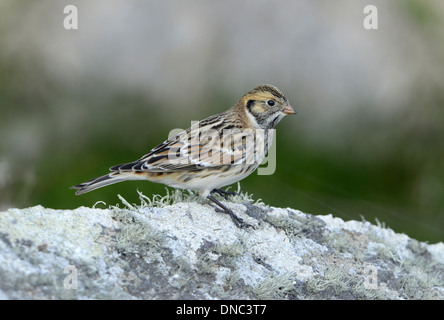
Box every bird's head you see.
[240,84,296,129]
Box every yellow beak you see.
[283,105,297,115]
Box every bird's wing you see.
[110,115,260,173]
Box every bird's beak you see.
[283,105,297,115]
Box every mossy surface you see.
[0,191,443,299]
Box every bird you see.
[71,84,296,228]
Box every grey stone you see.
[0,201,443,300]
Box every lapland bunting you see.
[71,84,296,228]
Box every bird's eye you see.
[267,100,275,106]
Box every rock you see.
[0,196,443,299]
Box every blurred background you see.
[1,0,443,243]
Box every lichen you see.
[0,201,443,299]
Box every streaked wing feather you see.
[112,114,255,173]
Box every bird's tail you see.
[70,172,141,195]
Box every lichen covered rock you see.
[0,196,443,299]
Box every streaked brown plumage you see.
[71,84,296,227]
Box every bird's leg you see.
[210,188,239,200]
[207,195,252,229]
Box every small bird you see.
[71,84,296,228]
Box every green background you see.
[1,0,443,243]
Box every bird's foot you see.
[207,195,254,229]
[210,188,239,200]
